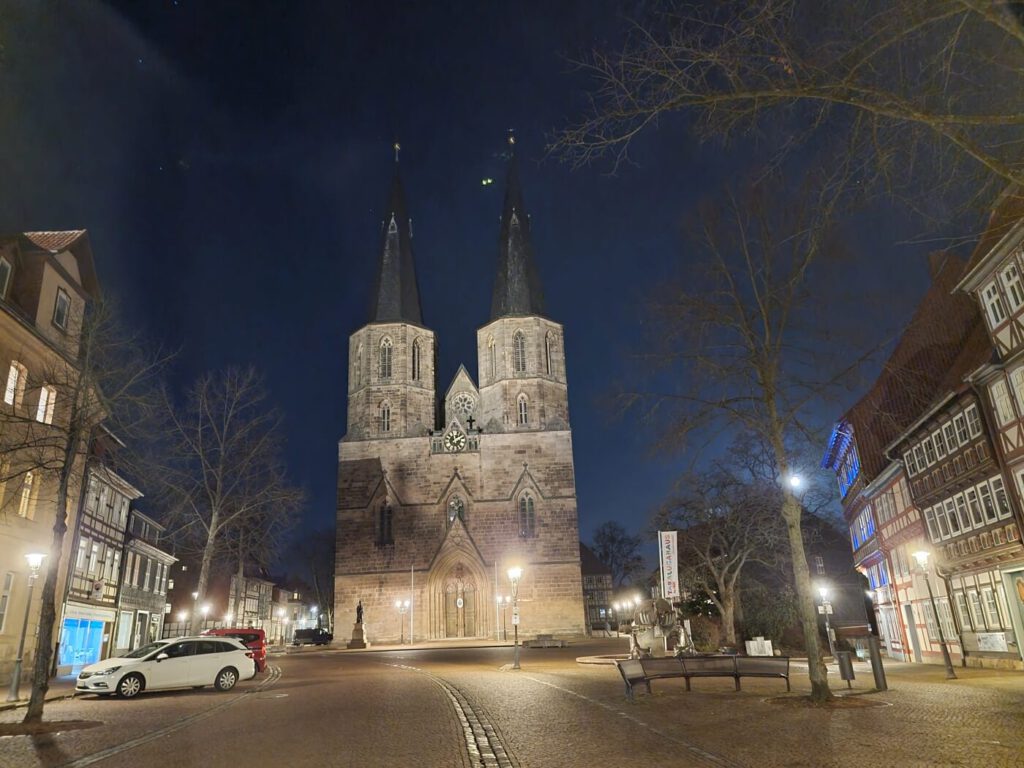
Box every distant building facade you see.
[579,543,613,632]
[113,510,175,656]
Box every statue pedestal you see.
[347,622,367,649]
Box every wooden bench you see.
[525,633,568,648]
[614,655,790,701]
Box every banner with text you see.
[659,530,680,600]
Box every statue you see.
[356,600,363,625]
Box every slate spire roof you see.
[368,157,423,325]
[490,140,544,320]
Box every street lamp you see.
[177,611,188,636]
[507,566,522,670]
[496,595,510,641]
[394,600,410,643]
[224,613,234,626]
[788,474,802,489]
[818,586,836,658]
[201,603,210,629]
[6,553,46,702]
[913,550,957,679]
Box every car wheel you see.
[215,667,238,692]
[116,673,144,699]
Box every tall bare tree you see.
[656,463,785,646]
[592,521,646,588]
[0,298,166,724]
[555,0,1024,216]
[157,367,303,635]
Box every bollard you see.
[867,635,888,691]
[835,651,855,689]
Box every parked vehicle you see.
[292,628,333,646]
[202,627,268,673]
[75,636,256,699]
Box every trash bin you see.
[835,651,855,688]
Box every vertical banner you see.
[659,530,680,600]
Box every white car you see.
[76,636,257,698]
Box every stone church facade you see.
[335,149,586,643]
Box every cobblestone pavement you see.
[0,640,1021,767]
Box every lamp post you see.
[496,595,510,641]
[818,586,836,658]
[6,553,46,702]
[913,550,957,679]
[507,566,522,670]
[394,600,410,643]
[276,609,285,644]
[612,603,620,637]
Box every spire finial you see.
[393,141,401,164]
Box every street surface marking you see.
[59,665,282,768]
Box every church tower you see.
[346,160,436,439]
[477,142,569,433]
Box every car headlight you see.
[95,666,121,676]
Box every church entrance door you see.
[442,569,478,638]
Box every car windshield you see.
[123,641,169,659]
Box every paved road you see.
[2,641,1022,768]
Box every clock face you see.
[443,429,467,452]
[453,392,476,418]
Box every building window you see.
[904,450,917,476]
[513,331,526,373]
[17,472,33,518]
[932,429,946,458]
[377,503,393,545]
[487,336,496,380]
[379,401,391,433]
[954,413,969,444]
[379,337,393,379]
[412,339,421,381]
[4,361,27,409]
[36,385,55,424]
[545,332,553,375]
[990,477,1012,519]
[983,281,1007,327]
[979,482,998,522]
[813,555,825,575]
[0,257,11,299]
[966,405,982,437]
[53,287,72,330]
[1001,262,1024,310]
[923,436,936,465]
[354,344,362,388]
[518,494,536,538]
[990,380,1014,426]
[1011,367,1024,412]
[968,590,986,628]
[966,488,984,526]
[517,394,528,426]
[0,571,13,633]
[913,445,926,471]
[447,496,465,526]
[943,422,958,452]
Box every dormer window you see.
[0,257,11,299]
[53,288,71,330]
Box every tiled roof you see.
[842,253,984,482]
[958,189,1024,289]
[21,230,87,252]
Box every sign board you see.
[745,637,774,656]
[512,610,520,626]
[659,530,680,600]
[977,632,1008,652]
[817,604,833,614]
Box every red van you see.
[201,628,267,673]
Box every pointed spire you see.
[490,135,544,320]
[368,147,423,325]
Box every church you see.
[334,144,587,643]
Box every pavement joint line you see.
[519,674,746,768]
[55,665,282,768]
[382,661,517,768]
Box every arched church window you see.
[518,494,535,538]
[378,502,393,545]
[487,336,496,381]
[545,332,554,375]
[513,331,526,373]
[355,343,363,388]
[379,337,393,379]
[412,339,421,381]
[517,394,529,426]
[447,495,466,526]
[379,400,392,433]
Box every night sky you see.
[0,1,943,560]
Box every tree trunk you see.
[782,492,833,702]
[720,593,737,646]
[234,536,245,623]
[190,511,219,635]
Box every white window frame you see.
[968,590,986,628]
[17,471,33,518]
[378,337,393,380]
[903,450,917,476]
[914,445,927,471]
[379,401,391,433]
[983,281,1007,327]
[942,422,958,452]
[517,394,529,426]
[932,428,947,458]
[990,476,1012,520]
[954,413,969,444]
[1001,261,1024,310]
[4,361,27,408]
[966,405,983,437]
[36,384,55,424]
[0,256,11,299]
[0,572,14,633]
[991,379,1015,426]
[513,331,527,373]
[53,287,71,330]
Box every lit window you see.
[4,361,27,408]
[36,384,56,424]
[517,395,528,426]
[0,257,11,299]
[518,494,535,538]
[1001,262,1024,310]
[379,337,393,379]
[983,281,1007,327]
[379,401,391,433]
[513,331,526,373]
[17,472,33,518]
[53,287,71,330]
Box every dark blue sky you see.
[0,1,941,555]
